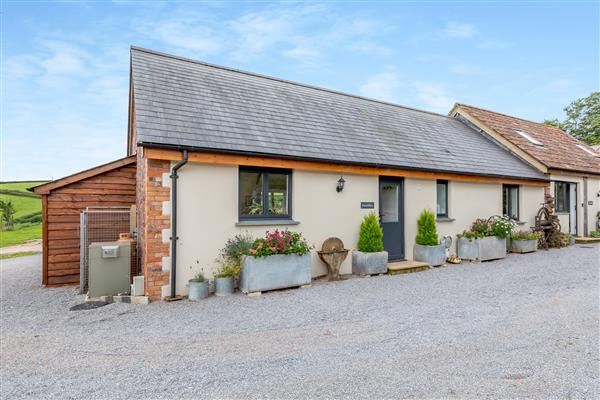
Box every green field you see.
[0,181,47,248]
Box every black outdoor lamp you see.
[336,176,345,192]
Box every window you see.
[576,144,599,157]
[239,167,291,220]
[503,185,519,220]
[436,180,448,218]
[555,181,570,213]
[513,129,544,147]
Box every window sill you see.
[514,220,527,225]
[436,217,456,222]
[235,219,300,227]
[555,212,569,215]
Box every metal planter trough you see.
[239,254,311,294]
[214,276,234,296]
[511,239,538,254]
[457,236,507,261]
[413,243,446,266]
[188,279,209,301]
[352,251,388,275]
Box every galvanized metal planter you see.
[188,279,209,301]
[457,236,507,261]
[413,244,446,266]
[351,251,388,275]
[239,254,311,294]
[511,239,538,254]
[215,276,234,296]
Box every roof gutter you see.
[168,149,188,300]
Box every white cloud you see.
[40,41,87,75]
[359,70,403,103]
[442,22,478,39]
[412,81,454,113]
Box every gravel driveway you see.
[1,245,599,399]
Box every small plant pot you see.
[511,239,538,253]
[351,251,388,275]
[188,279,209,301]
[413,243,446,266]
[215,276,234,296]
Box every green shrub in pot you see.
[413,209,445,266]
[352,212,388,275]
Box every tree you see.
[0,200,16,230]
[543,92,600,146]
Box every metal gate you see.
[79,206,134,294]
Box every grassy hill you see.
[0,181,47,248]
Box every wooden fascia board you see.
[451,108,549,174]
[547,168,600,179]
[32,156,136,195]
[143,147,548,187]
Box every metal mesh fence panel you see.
[79,207,132,294]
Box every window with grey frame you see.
[436,180,448,218]
[239,167,292,220]
[502,185,519,220]
[554,181,570,213]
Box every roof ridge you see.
[454,102,594,146]
[455,102,565,130]
[130,46,453,120]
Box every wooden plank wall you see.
[45,164,136,286]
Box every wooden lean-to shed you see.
[30,156,137,286]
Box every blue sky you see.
[3,1,598,181]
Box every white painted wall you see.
[550,173,600,236]
[171,163,378,295]
[166,162,545,296]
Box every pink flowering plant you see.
[248,229,312,257]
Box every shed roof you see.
[451,103,600,176]
[130,47,546,181]
[30,156,136,195]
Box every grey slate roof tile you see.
[131,47,546,180]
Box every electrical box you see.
[89,242,130,298]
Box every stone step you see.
[575,237,600,244]
[387,261,431,275]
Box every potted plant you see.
[413,209,446,266]
[457,216,513,261]
[188,268,209,301]
[214,263,236,296]
[215,234,253,296]
[239,229,312,294]
[511,231,541,253]
[352,212,388,275]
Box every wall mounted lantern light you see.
[336,176,345,193]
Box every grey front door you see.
[379,177,404,261]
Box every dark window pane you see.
[436,181,448,217]
[267,173,288,215]
[240,171,263,216]
[503,185,519,220]
[555,182,568,213]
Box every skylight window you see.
[513,129,544,147]
[576,144,600,157]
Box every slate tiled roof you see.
[453,104,600,175]
[131,47,546,181]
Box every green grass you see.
[0,181,47,192]
[0,251,40,260]
[0,182,45,247]
[0,193,41,219]
[0,223,42,248]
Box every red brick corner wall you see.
[137,150,171,301]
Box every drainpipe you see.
[170,150,188,298]
[583,177,589,237]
